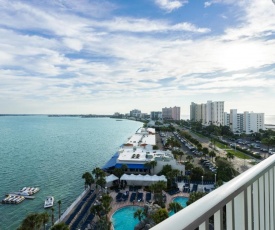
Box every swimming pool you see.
[173,196,188,207]
[112,206,143,230]
[169,196,189,216]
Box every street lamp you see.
[201,176,204,192]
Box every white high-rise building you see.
[190,101,224,126]
[243,111,265,134]
[225,110,265,134]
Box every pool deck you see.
[108,188,190,219]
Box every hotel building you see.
[162,106,181,121]
[190,101,224,126]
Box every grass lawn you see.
[226,149,251,159]
[214,142,228,150]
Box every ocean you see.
[0,116,142,230]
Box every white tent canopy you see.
[120,174,167,186]
[105,174,119,183]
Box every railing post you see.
[214,209,223,230]
[246,185,252,230]
[271,167,275,230]
[234,191,245,230]
[259,176,265,230]
[226,201,233,230]
[253,180,260,230]
[265,172,270,230]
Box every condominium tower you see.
[224,110,265,134]
[190,101,224,126]
[162,106,181,121]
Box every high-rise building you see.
[190,101,224,126]
[150,111,162,120]
[162,106,181,120]
[225,110,265,134]
[130,109,141,118]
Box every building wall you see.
[243,111,265,134]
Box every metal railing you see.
[151,154,275,230]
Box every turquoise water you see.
[112,206,142,230]
[169,196,189,216]
[0,116,142,230]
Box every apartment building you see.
[225,110,265,134]
[190,101,224,126]
[162,106,181,121]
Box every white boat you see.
[44,196,54,208]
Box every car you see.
[253,152,260,155]
[261,148,268,152]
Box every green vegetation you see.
[168,202,183,213]
[18,212,51,230]
[151,208,169,224]
[187,192,206,206]
[226,149,250,159]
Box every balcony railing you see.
[151,154,275,230]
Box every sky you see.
[1,0,275,115]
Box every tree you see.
[186,155,193,162]
[262,137,275,158]
[144,161,152,175]
[168,202,183,213]
[51,222,69,230]
[57,200,61,220]
[151,208,169,224]
[51,208,54,227]
[150,160,157,174]
[226,152,234,161]
[41,212,49,230]
[18,213,44,230]
[134,209,144,222]
[187,192,206,206]
[90,204,103,218]
[209,151,216,162]
[202,147,209,159]
[82,172,94,190]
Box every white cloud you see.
[154,0,188,12]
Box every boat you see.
[10,191,35,199]
[2,194,25,204]
[19,187,40,195]
[44,196,54,208]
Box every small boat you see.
[44,196,54,208]
[2,194,25,204]
[19,187,40,195]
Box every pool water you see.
[112,206,143,230]
[173,196,188,207]
[169,196,189,216]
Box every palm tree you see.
[41,212,49,230]
[51,208,54,227]
[90,204,103,218]
[57,200,61,220]
[168,202,183,213]
[202,147,209,159]
[151,208,169,224]
[18,213,43,230]
[150,160,157,174]
[101,194,112,220]
[51,222,69,230]
[82,172,94,190]
[209,151,216,162]
[186,155,193,162]
[92,167,105,191]
[144,161,152,175]
[177,150,184,162]
[226,152,234,161]
[262,137,275,158]
[133,209,144,221]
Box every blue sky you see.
[1,0,275,116]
